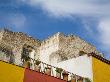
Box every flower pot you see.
[70,75,76,82]
[35,65,41,72]
[45,67,51,75]
[62,70,69,81]
[56,72,61,79]
[62,72,69,81]
[77,79,83,82]
[71,79,76,82]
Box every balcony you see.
[23,57,91,82]
[0,58,91,82]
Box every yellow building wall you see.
[0,61,24,82]
[92,57,110,82]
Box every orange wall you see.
[92,57,110,82]
[0,61,24,82]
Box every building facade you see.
[0,28,103,65]
[0,28,109,82]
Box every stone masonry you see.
[0,28,41,65]
[0,28,103,65]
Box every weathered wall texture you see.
[92,57,110,82]
[0,29,4,42]
[49,33,102,64]
[0,29,41,65]
[0,29,103,66]
[39,32,61,64]
[1,29,109,82]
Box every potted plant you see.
[34,60,41,72]
[62,70,69,81]
[55,68,63,78]
[70,75,76,82]
[45,66,51,75]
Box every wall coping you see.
[88,52,110,65]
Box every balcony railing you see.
[22,58,91,82]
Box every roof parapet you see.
[88,52,110,65]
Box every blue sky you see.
[0,0,110,59]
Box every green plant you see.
[25,56,30,61]
[85,78,91,82]
[27,62,31,67]
[55,68,63,73]
[35,60,41,65]
[30,63,33,66]
[45,67,51,70]
[79,51,87,56]
[22,55,30,62]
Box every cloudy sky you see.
[0,0,110,59]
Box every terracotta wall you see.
[24,69,66,82]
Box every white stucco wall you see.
[39,41,59,64]
[57,55,93,80]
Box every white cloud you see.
[22,0,110,17]
[98,19,110,47]
[22,0,110,59]
[81,18,97,35]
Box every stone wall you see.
[0,28,103,66]
[59,34,96,58]
[39,32,61,64]
[49,33,103,64]
[0,29,4,41]
[0,29,41,65]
